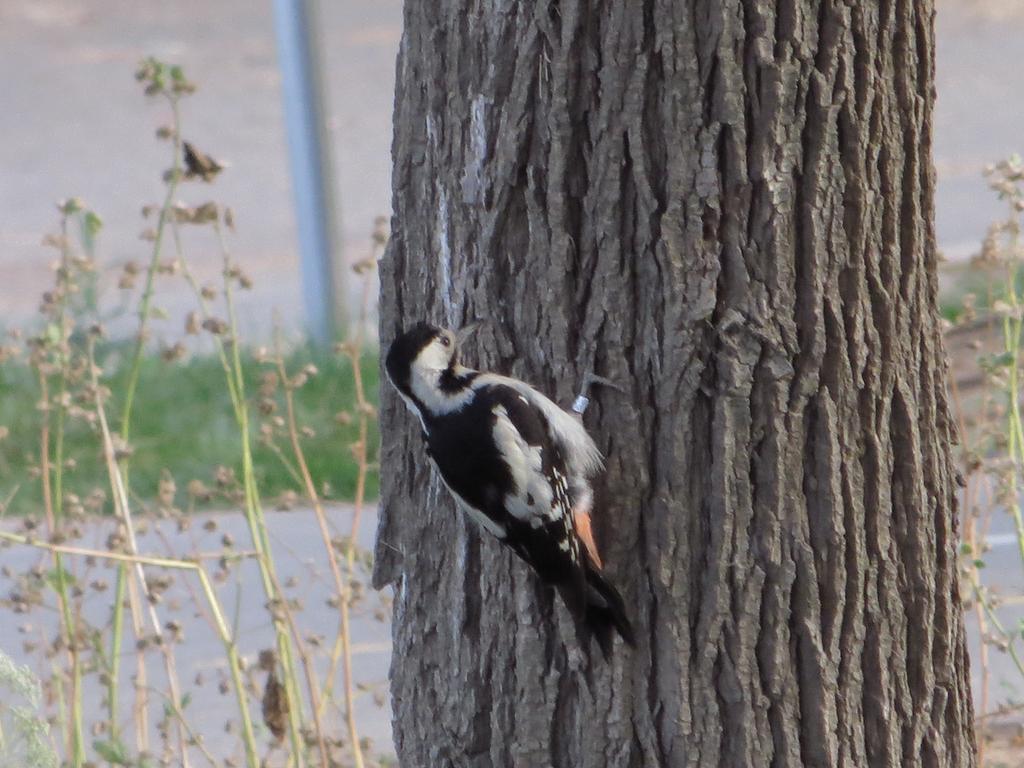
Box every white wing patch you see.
[474,374,603,478]
[491,405,555,522]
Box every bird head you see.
[385,321,478,402]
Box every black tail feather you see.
[581,567,635,659]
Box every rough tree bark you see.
[373,1,976,766]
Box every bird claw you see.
[582,372,625,394]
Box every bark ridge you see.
[375,2,975,766]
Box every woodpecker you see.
[385,321,634,656]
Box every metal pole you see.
[272,0,341,344]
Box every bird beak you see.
[455,322,480,347]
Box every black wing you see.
[425,383,633,654]
[423,384,573,550]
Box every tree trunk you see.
[373,1,976,766]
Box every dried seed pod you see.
[182,142,225,182]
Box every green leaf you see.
[80,210,103,256]
[92,738,130,765]
[60,197,82,215]
[83,210,103,236]
[991,351,1015,369]
[973,558,987,569]
[44,323,61,346]
[180,691,192,710]
[44,567,77,592]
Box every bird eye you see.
[440,335,451,347]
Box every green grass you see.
[0,343,379,516]
[939,261,1023,323]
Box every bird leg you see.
[571,372,624,416]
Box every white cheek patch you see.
[415,340,450,372]
[408,341,474,415]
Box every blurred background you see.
[1,0,1024,765]
[1,0,400,341]
[0,0,1021,338]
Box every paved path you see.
[2,1,1023,337]
[0,0,400,339]
[964,509,1024,723]
[0,505,394,763]
[934,1,1024,259]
